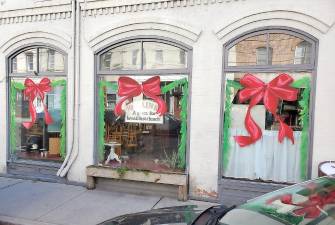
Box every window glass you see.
[227,34,267,66]
[99,75,188,173]
[11,77,65,162]
[294,41,312,64]
[223,72,311,183]
[39,48,65,72]
[99,43,141,71]
[228,33,313,67]
[256,47,273,65]
[269,33,312,65]
[12,49,37,73]
[143,42,187,69]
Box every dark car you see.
[98,176,335,225]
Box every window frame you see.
[94,36,192,167]
[6,44,68,163]
[220,27,318,181]
[8,44,67,77]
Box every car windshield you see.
[219,177,335,225]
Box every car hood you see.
[98,205,208,225]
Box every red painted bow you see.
[235,73,298,147]
[114,76,167,116]
[22,78,53,129]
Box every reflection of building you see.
[12,48,65,73]
[100,42,186,70]
[0,0,334,205]
[229,34,312,66]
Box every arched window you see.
[8,46,67,163]
[222,29,316,183]
[96,38,191,173]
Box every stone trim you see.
[0,30,72,55]
[0,0,243,25]
[0,4,72,25]
[88,17,201,50]
[80,0,242,17]
[214,10,332,42]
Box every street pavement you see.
[0,177,215,225]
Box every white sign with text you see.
[125,99,163,124]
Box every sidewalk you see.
[0,177,215,225]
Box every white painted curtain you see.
[224,128,302,183]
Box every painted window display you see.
[223,31,315,183]
[9,47,66,162]
[97,40,189,173]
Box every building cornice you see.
[0,0,241,25]
[0,3,72,25]
[80,0,238,17]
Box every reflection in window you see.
[269,33,311,65]
[155,50,163,64]
[143,42,187,69]
[256,47,267,65]
[26,53,34,72]
[132,49,140,66]
[227,33,313,66]
[11,48,65,73]
[228,34,267,66]
[39,48,65,72]
[294,41,312,64]
[179,50,186,65]
[99,41,187,71]
[256,47,273,65]
[99,43,141,71]
[12,49,37,73]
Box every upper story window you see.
[10,47,65,74]
[227,31,315,68]
[99,41,188,72]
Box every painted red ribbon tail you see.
[114,96,130,116]
[234,107,262,147]
[23,100,37,129]
[145,94,167,116]
[275,115,295,144]
[42,103,53,125]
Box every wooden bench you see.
[86,165,188,201]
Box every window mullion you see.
[141,40,144,71]
[266,32,270,66]
[36,47,40,75]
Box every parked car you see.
[98,176,335,225]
